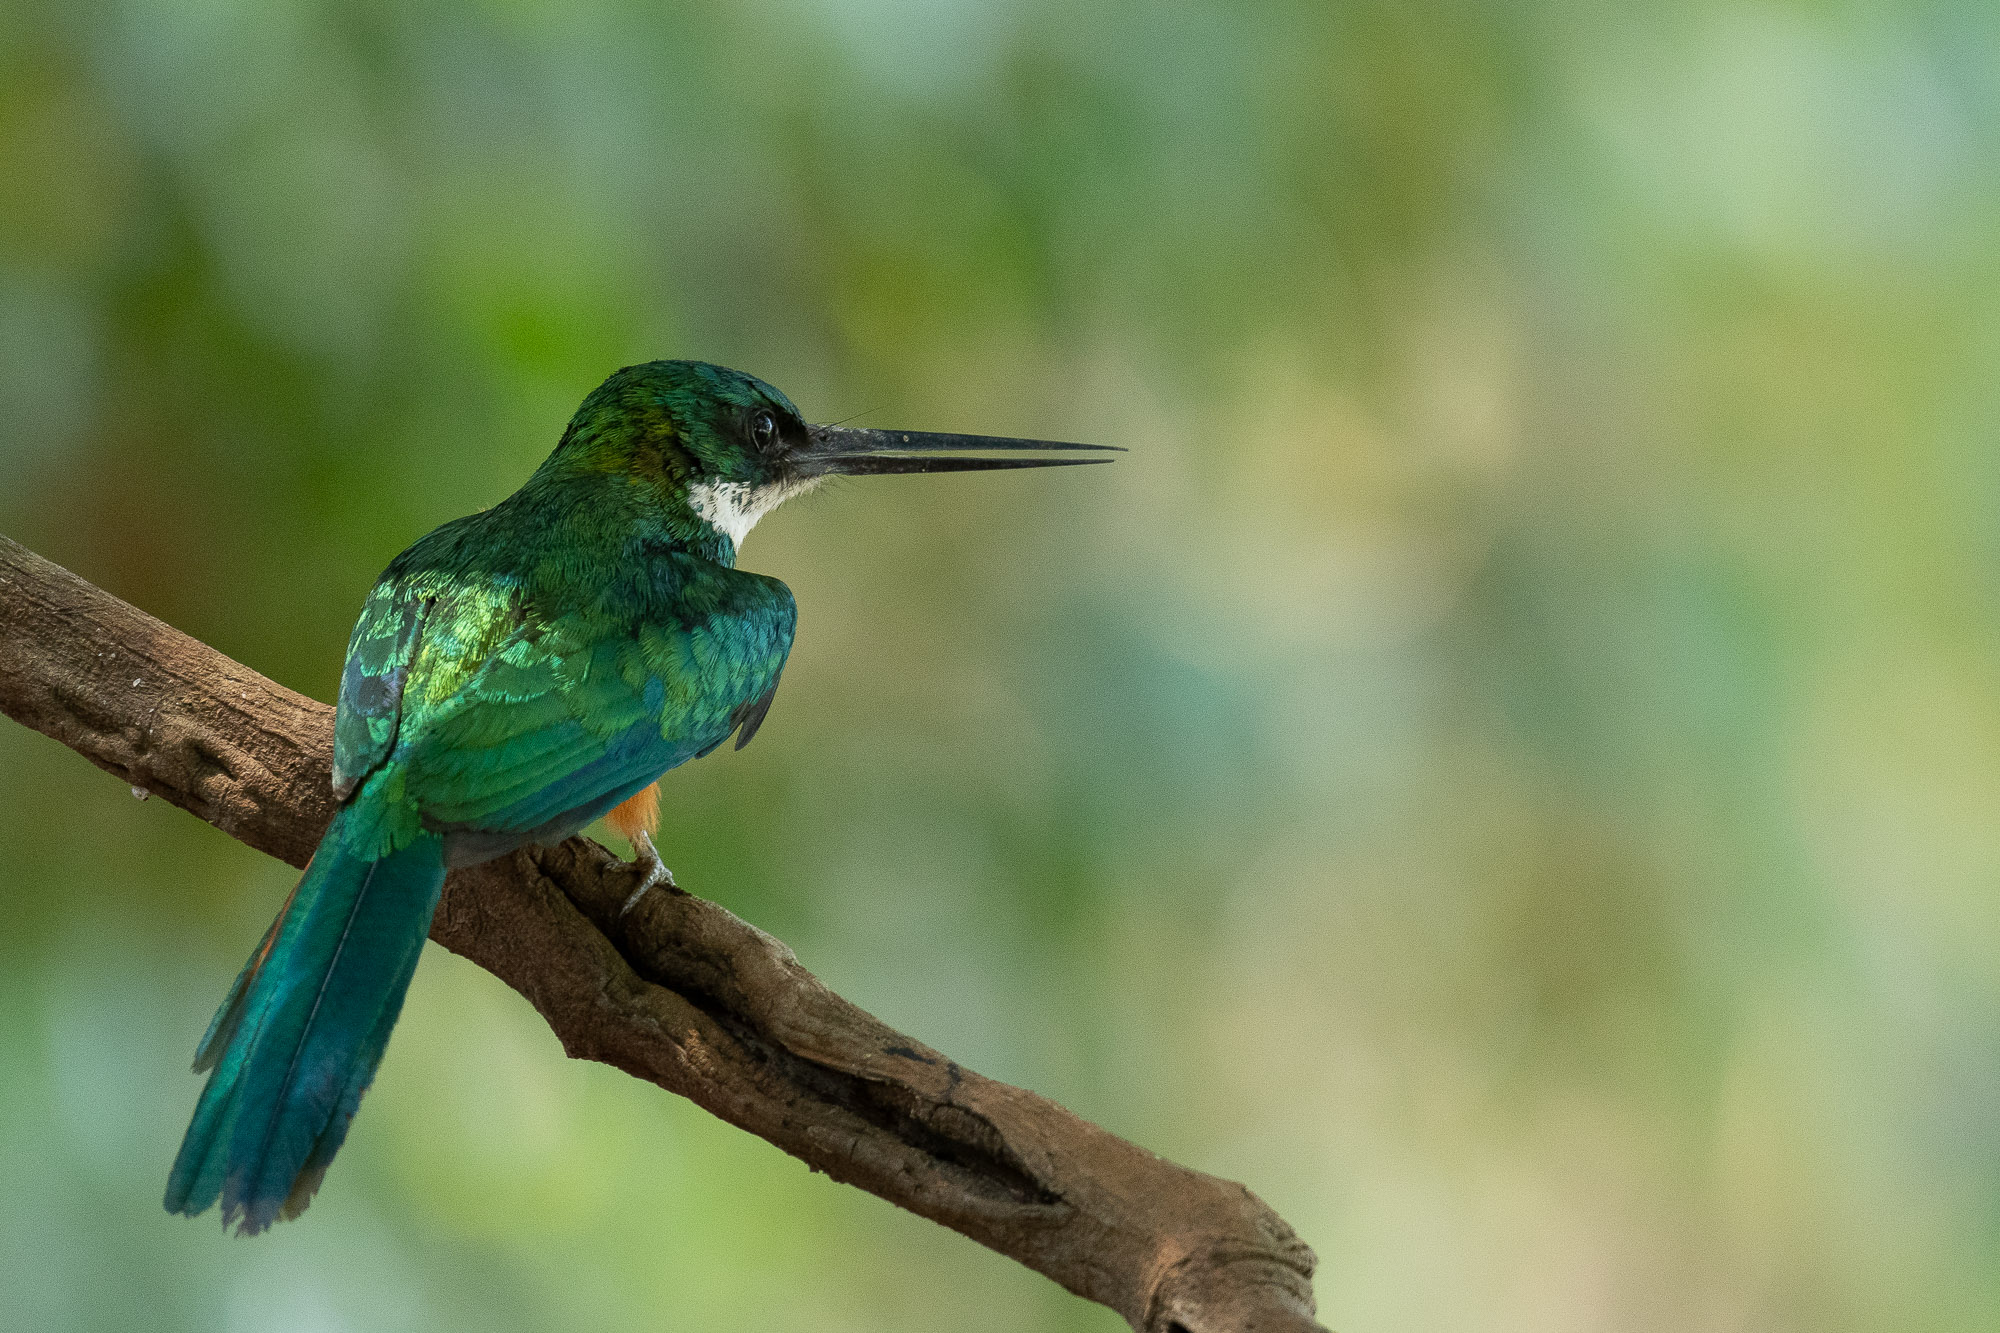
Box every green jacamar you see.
[164,360,1115,1233]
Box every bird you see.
[163,359,1116,1234]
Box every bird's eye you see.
[749,410,779,451]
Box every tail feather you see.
[277,931,425,1224]
[165,807,445,1234]
[192,873,302,1075]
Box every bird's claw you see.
[619,830,676,920]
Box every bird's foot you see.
[619,830,678,920]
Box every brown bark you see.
[0,533,1326,1333]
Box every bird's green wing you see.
[331,581,433,799]
[331,542,793,850]
[388,562,796,841]
[397,614,664,827]
[726,680,781,752]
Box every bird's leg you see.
[620,829,677,919]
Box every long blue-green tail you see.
[164,803,446,1234]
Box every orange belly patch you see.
[605,782,661,841]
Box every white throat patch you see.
[687,478,816,552]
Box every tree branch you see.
[0,534,1325,1333]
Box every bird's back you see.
[334,491,796,860]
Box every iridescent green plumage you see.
[165,360,1114,1232]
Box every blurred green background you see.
[4,1,1998,1329]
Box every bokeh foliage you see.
[5,1,1999,1329]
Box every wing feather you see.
[333,543,796,848]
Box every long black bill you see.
[800,424,1122,476]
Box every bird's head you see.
[545,360,1117,562]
